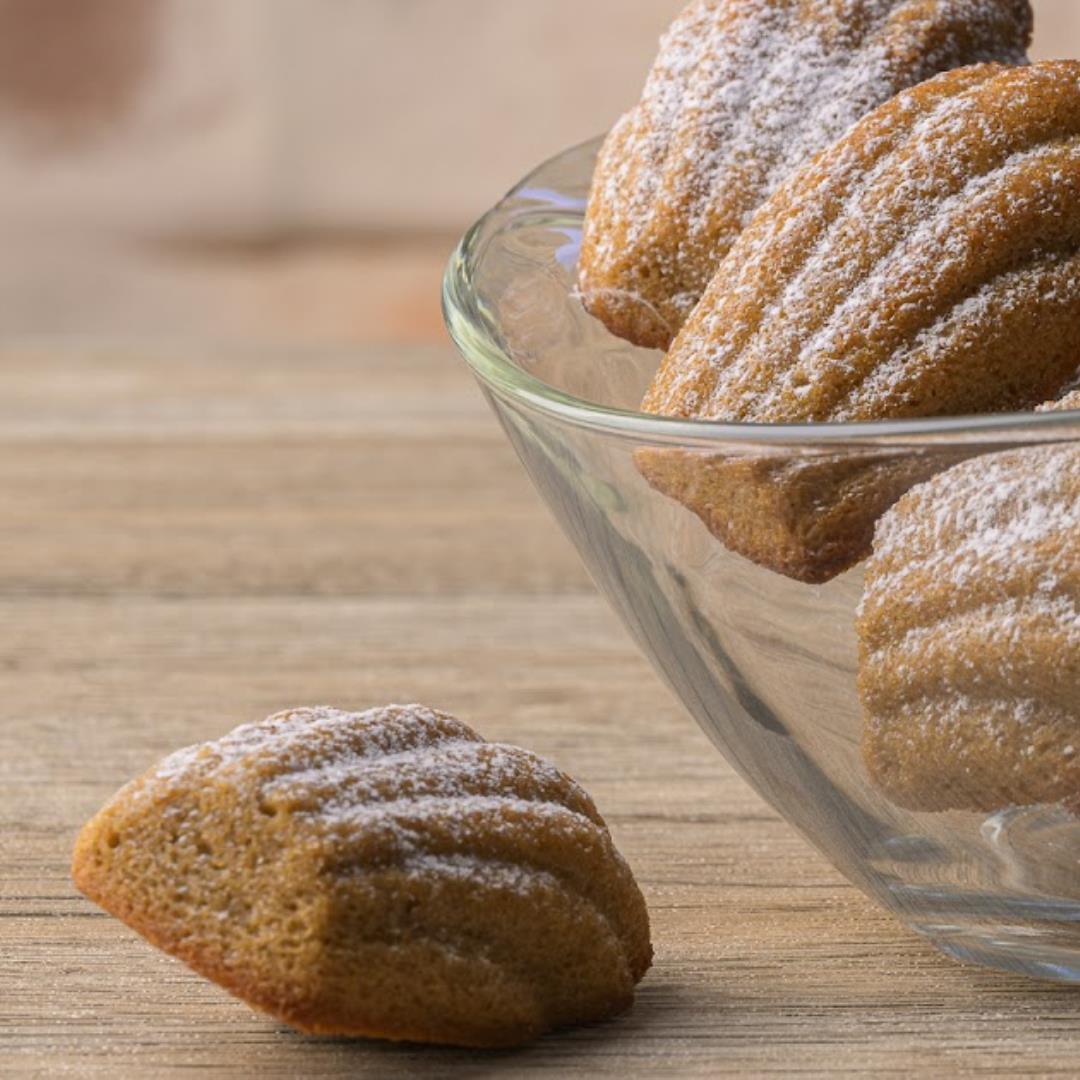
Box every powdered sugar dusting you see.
[868,446,1080,598]
[870,695,1075,764]
[860,446,1079,768]
[263,740,573,812]
[146,705,604,893]
[392,853,567,898]
[291,794,599,860]
[154,705,480,783]
[654,61,1080,423]
[584,0,1031,333]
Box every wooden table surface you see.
[4,340,1080,1078]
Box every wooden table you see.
[3,341,1080,1078]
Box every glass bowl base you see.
[919,926,1080,983]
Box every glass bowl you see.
[443,139,1080,982]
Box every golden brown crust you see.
[72,705,652,1047]
[857,447,1080,813]
[647,62,1080,422]
[580,0,1032,348]
[637,62,1080,582]
[636,447,959,584]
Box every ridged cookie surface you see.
[580,0,1032,349]
[646,61,1080,422]
[72,705,652,1047]
[639,62,1080,583]
[858,446,1080,813]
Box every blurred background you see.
[1,0,1078,348]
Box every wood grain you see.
[4,343,1080,1077]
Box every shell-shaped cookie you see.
[858,447,1080,812]
[646,62,1080,422]
[72,705,652,1047]
[638,62,1080,584]
[580,0,1032,349]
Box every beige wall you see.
[0,0,685,241]
[1033,0,1080,59]
[2,0,1075,243]
[0,0,1079,344]
[290,0,1080,232]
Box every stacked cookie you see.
[858,430,1079,812]
[637,60,1080,582]
[581,0,1033,351]
[582,1,1078,813]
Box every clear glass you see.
[444,139,1080,982]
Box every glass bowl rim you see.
[443,139,1080,449]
